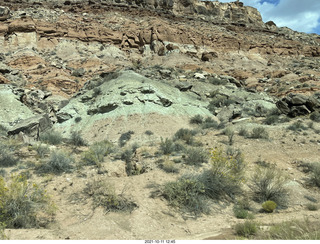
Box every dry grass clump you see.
[84,179,137,213]
[0,175,55,229]
[249,166,288,208]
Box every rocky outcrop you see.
[276,93,320,117]
[0,6,10,21]
[7,114,52,138]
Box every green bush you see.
[249,166,288,207]
[306,203,318,211]
[159,159,179,174]
[257,219,320,240]
[0,124,7,136]
[37,150,74,175]
[159,138,175,155]
[233,205,249,219]
[223,127,235,145]
[190,115,204,125]
[184,147,209,166]
[201,117,219,129]
[198,148,246,200]
[208,77,228,86]
[262,200,277,213]
[161,148,246,216]
[0,143,18,167]
[250,127,269,139]
[287,121,308,132]
[235,221,258,238]
[70,131,87,146]
[119,131,134,147]
[0,222,7,240]
[80,140,112,167]
[239,127,249,138]
[35,144,50,159]
[174,128,197,145]
[0,175,55,228]
[310,111,320,122]
[84,179,137,213]
[308,162,320,187]
[74,117,82,123]
[264,115,280,125]
[40,130,63,145]
[162,175,209,216]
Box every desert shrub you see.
[37,150,74,175]
[0,169,6,177]
[92,87,102,97]
[184,147,209,166]
[121,145,142,176]
[264,115,280,125]
[250,127,269,139]
[40,130,63,145]
[201,117,219,129]
[257,219,320,240]
[233,205,249,219]
[249,166,288,207]
[0,222,7,240]
[174,128,197,145]
[0,124,7,136]
[80,140,113,167]
[262,200,277,213]
[198,148,246,200]
[159,159,179,173]
[190,115,204,125]
[209,95,236,108]
[235,221,258,238]
[35,144,50,158]
[287,121,308,132]
[161,148,246,216]
[306,203,318,211]
[70,131,87,146]
[162,175,209,216]
[223,127,235,145]
[119,131,134,147]
[239,127,249,138]
[84,179,137,213]
[145,130,153,136]
[208,77,228,86]
[74,117,82,123]
[308,162,320,187]
[310,111,320,122]
[0,175,55,228]
[0,142,18,167]
[159,138,175,155]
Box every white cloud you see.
[218,0,320,33]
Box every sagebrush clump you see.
[37,150,74,175]
[40,130,63,145]
[84,179,137,213]
[250,166,288,207]
[0,175,55,228]
[162,148,246,216]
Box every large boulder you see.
[7,114,52,138]
[0,85,35,128]
[276,93,320,117]
[0,6,10,21]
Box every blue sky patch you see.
[259,0,280,5]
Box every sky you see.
[218,0,320,35]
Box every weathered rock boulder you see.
[276,93,320,117]
[0,85,35,128]
[0,6,10,21]
[7,114,52,138]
